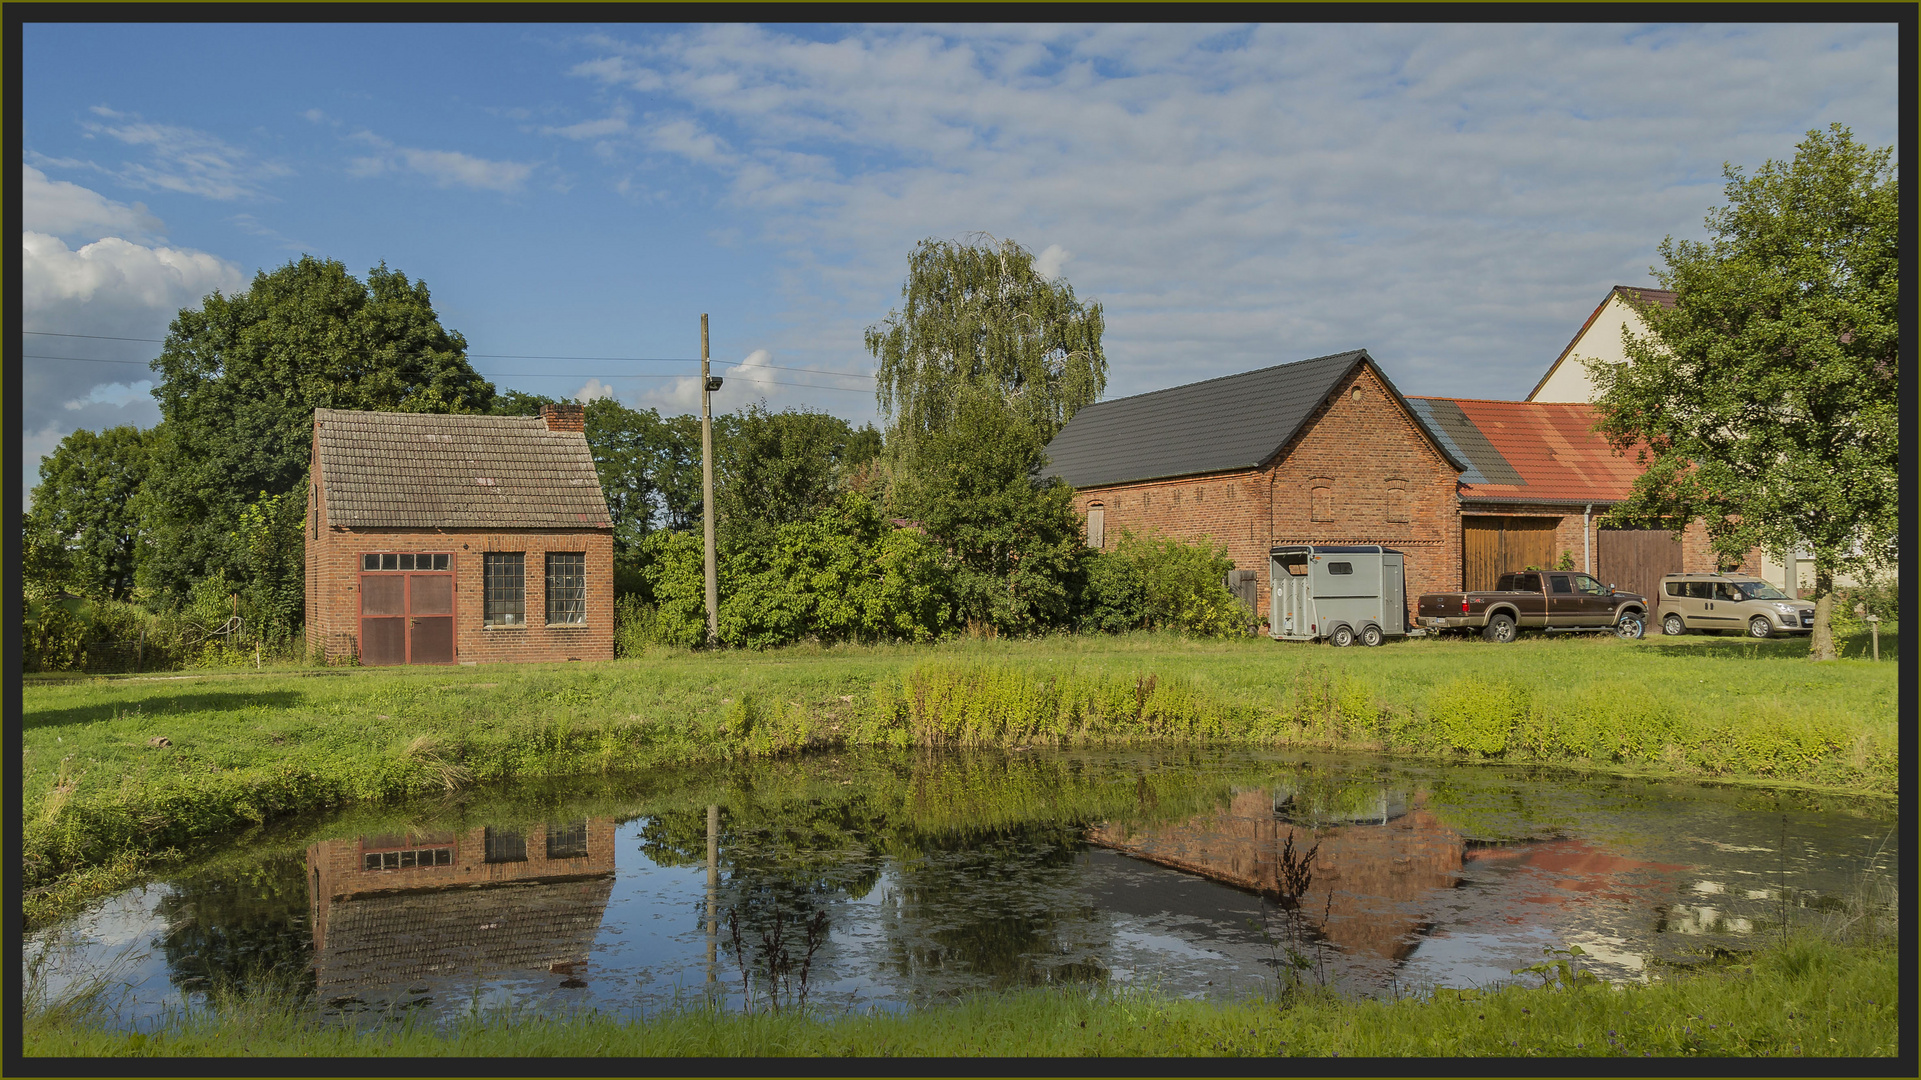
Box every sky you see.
[16,21,1901,507]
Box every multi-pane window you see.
[484,827,528,863]
[546,552,586,625]
[362,552,450,571]
[547,820,589,860]
[362,847,453,871]
[484,553,525,626]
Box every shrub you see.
[1426,678,1529,757]
[1084,531,1249,638]
[1078,550,1148,634]
[614,596,664,657]
[27,603,87,672]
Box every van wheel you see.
[1482,614,1517,643]
[1748,616,1773,639]
[1361,624,1384,647]
[1329,625,1355,647]
[1616,613,1646,640]
[1662,613,1686,636]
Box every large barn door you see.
[1462,516,1560,592]
[1597,528,1683,606]
[358,559,456,666]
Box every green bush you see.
[26,603,87,672]
[1426,678,1529,756]
[1083,531,1249,638]
[614,595,664,657]
[1078,550,1148,633]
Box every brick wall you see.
[1071,361,1463,617]
[308,520,614,665]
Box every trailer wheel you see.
[1329,625,1355,647]
[1482,613,1517,643]
[1361,624,1384,647]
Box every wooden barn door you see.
[1597,528,1682,605]
[358,559,456,665]
[1462,516,1560,592]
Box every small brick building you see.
[306,404,615,665]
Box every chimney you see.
[540,402,585,433]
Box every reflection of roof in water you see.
[314,876,614,996]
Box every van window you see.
[1666,581,1684,597]
[1327,562,1353,575]
[1684,582,1714,599]
[1549,574,1573,594]
[1713,583,1741,602]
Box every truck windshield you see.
[1736,581,1789,600]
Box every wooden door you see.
[1462,517,1560,592]
[1597,528,1682,607]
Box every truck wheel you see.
[1615,613,1646,640]
[1329,625,1355,647]
[1662,613,1686,636]
[1748,616,1773,639]
[1361,624,1384,647]
[1482,614,1517,643]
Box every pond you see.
[24,748,1897,1031]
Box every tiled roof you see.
[1040,350,1463,489]
[315,408,612,530]
[1404,397,1642,503]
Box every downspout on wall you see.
[1583,503,1593,574]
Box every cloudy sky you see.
[18,21,1899,505]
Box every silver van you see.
[1657,572,1814,638]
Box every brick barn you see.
[306,403,615,665]
[1040,350,1468,608]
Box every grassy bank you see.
[23,934,1897,1058]
[22,628,1896,926]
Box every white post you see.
[1583,503,1592,574]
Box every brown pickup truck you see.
[1417,571,1650,643]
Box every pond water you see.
[25,749,1897,1031]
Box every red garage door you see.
[358,553,456,665]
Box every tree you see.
[716,404,882,555]
[24,425,152,601]
[1588,125,1897,659]
[138,257,494,605]
[866,234,1106,446]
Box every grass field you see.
[23,933,1898,1058]
[22,627,1897,929]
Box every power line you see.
[19,330,874,381]
[22,353,874,395]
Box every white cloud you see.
[21,165,164,241]
[725,349,780,395]
[346,129,535,192]
[573,378,617,402]
[569,23,1897,401]
[80,108,292,200]
[21,231,243,319]
[65,381,155,410]
[542,102,632,141]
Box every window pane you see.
[434,553,449,570]
[381,553,398,571]
[399,554,414,571]
[1327,562,1352,575]
[364,553,379,571]
[546,552,587,624]
[1550,574,1572,594]
[484,827,527,863]
[547,820,589,860]
[485,553,526,626]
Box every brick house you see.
[1040,349,1469,609]
[306,403,615,665]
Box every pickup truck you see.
[1416,570,1650,643]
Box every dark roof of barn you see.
[314,408,612,529]
[1038,350,1464,489]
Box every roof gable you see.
[1525,285,1676,402]
[1040,350,1462,489]
[314,408,612,530]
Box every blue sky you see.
[19,21,1899,506]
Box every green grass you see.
[21,627,1896,927]
[22,934,1897,1058]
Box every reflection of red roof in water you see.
[1467,838,1688,906]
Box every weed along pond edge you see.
[20,635,1897,933]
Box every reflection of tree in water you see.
[154,853,315,998]
[878,824,1109,993]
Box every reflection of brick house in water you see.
[1089,790,1687,964]
[306,819,617,999]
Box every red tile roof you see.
[1406,398,1645,503]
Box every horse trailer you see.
[1269,544,1409,647]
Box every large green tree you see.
[1588,124,1898,659]
[866,234,1106,446]
[24,425,153,601]
[139,257,494,611]
[716,404,882,554]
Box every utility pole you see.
[701,314,720,646]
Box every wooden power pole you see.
[701,314,719,646]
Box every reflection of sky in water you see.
[24,753,1899,1030]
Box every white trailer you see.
[1268,544,1408,647]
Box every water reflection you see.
[306,820,617,1007]
[24,749,1898,1030]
